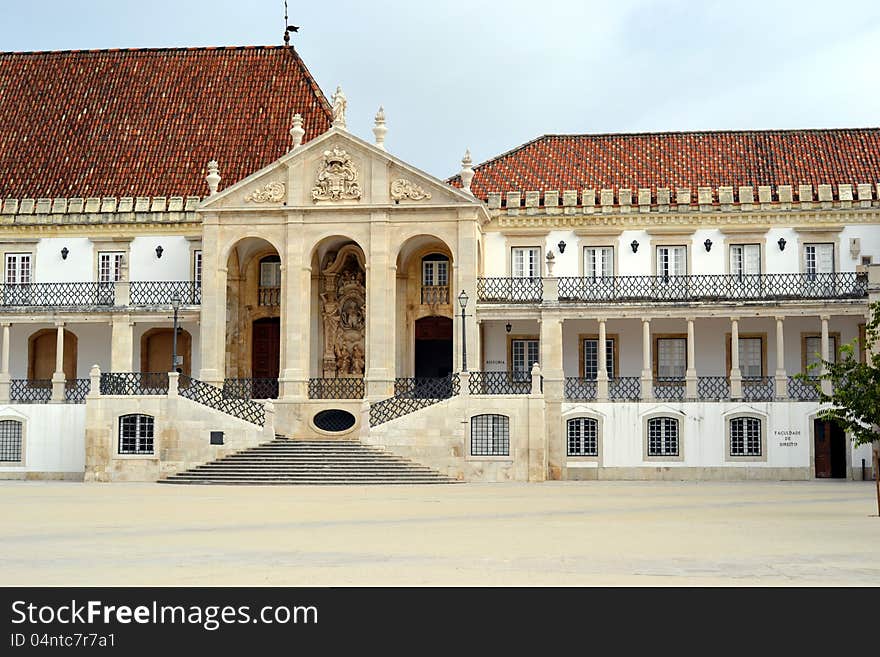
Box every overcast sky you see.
[5,1,880,179]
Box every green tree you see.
[804,300,880,517]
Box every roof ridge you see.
[0,44,288,56]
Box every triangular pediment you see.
[199,127,482,212]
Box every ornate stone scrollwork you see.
[311,146,362,202]
[244,180,285,203]
[390,178,432,202]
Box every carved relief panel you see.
[320,244,366,378]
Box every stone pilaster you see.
[540,317,563,480]
[51,322,66,402]
[730,318,742,399]
[775,316,788,399]
[280,213,309,399]
[641,319,653,401]
[110,316,133,372]
[365,212,394,399]
[596,318,609,400]
[685,317,697,399]
[197,215,226,385]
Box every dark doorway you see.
[414,316,453,378]
[814,419,847,478]
[252,317,280,380]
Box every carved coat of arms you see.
[311,146,362,202]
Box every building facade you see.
[0,46,877,482]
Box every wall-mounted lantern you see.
[777,237,787,251]
[505,322,512,333]
[60,247,69,260]
[630,240,639,253]
[155,245,164,259]
[557,240,566,254]
[704,238,713,252]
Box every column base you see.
[51,373,66,403]
[640,372,654,402]
[596,373,609,401]
[775,373,788,400]
[730,371,743,400]
[685,371,697,400]
[0,372,10,403]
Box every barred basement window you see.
[567,417,598,456]
[0,420,23,462]
[471,414,509,456]
[647,417,679,457]
[118,414,155,455]
[730,417,761,456]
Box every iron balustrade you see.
[129,281,201,306]
[467,371,532,395]
[0,282,115,307]
[653,377,686,400]
[564,377,597,401]
[222,378,279,399]
[177,375,265,426]
[258,286,280,307]
[698,376,730,400]
[788,375,820,401]
[99,372,169,395]
[64,379,91,403]
[556,272,867,303]
[608,377,641,400]
[307,377,365,399]
[370,374,460,426]
[742,376,775,401]
[476,277,543,303]
[10,379,52,403]
[420,285,450,305]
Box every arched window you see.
[421,253,449,287]
[647,417,679,457]
[730,417,762,457]
[471,414,509,456]
[118,414,155,455]
[0,419,23,462]
[567,417,598,456]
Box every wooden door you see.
[252,318,280,379]
[814,419,832,478]
[29,329,77,381]
[141,328,191,375]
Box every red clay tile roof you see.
[449,130,880,203]
[0,46,331,199]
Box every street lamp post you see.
[171,296,181,373]
[457,289,469,372]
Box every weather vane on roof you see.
[283,1,300,47]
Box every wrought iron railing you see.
[476,277,543,303]
[222,378,279,400]
[742,376,775,401]
[788,375,820,401]
[178,375,265,426]
[64,379,91,403]
[608,377,641,400]
[10,379,52,403]
[0,282,115,307]
[370,374,460,426]
[99,372,169,395]
[129,281,201,306]
[653,377,686,400]
[467,371,532,395]
[556,272,867,303]
[258,286,280,306]
[564,377,597,400]
[698,376,730,400]
[307,377,365,399]
[420,285,450,305]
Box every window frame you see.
[582,245,615,279]
[800,332,841,373]
[469,414,511,458]
[97,251,126,283]
[653,334,687,379]
[510,246,541,279]
[508,334,539,381]
[643,412,685,462]
[578,333,618,379]
[724,412,768,462]
[566,416,600,458]
[725,333,768,378]
[729,243,762,277]
[421,253,450,287]
[0,417,25,466]
[803,242,835,276]
[192,249,202,286]
[117,414,155,456]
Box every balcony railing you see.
[468,371,532,395]
[420,285,450,305]
[742,377,775,401]
[370,375,460,426]
[222,378,279,400]
[608,377,641,400]
[476,277,543,303]
[307,377,364,399]
[258,286,280,307]
[697,376,730,400]
[100,372,169,395]
[653,377,686,401]
[129,281,201,306]
[556,272,867,303]
[0,282,115,308]
[564,377,597,401]
[788,375,821,401]
[10,379,52,403]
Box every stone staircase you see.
[158,438,459,485]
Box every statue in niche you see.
[320,245,366,378]
[335,342,351,377]
[319,293,341,361]
[351,344,365,376]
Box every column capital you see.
[1,322,11,328]
[820,314,831,322]
[54,320,66,328]
[774,315,785,323]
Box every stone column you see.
[774,316,787,399]
[365,212,394,399]
[730,318,742,399]
[197,216,227,386]
[110,316,134,372]
[596,318,609,400]
[640,318,653,401]
[685,317,697,399]
[0,323,10,402]
[51,322,66,402]
[280,215,309,399]
[455,210,479,374]
[528,362,547,482]
[540,316,563,480]
[820,314,832,396]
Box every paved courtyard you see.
[2,480,878,586]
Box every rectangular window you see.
[730,244,761,276]
[98,252,125,283]
[730,417,762,457]
[583,338,615,379]
[470,414,510,456]
[511,338,539,381]
[422,260,448,286]
[648,417,679,457]
[5,253,31,284]
[511,247,540,278]
[805,243,834,275]
[567,418,599,457]
[259,260,281,287]
[118,414,154,455]
[805,335,838,371]
[657,338,686,378]
[193,250,202,285]
[736,337,763,378]
[656,245,686,277]
[0,419,23,462]
[583,246,613,278]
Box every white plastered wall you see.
[0,404,86,478]
[129,235,192,281]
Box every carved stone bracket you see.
[245,181,285,203]
[312,146,362,202]
[390,178,432,202]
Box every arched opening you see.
[813,418,847,478]
[414,316,453,378]
[140,328,192,376]
[28,329,77,381]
